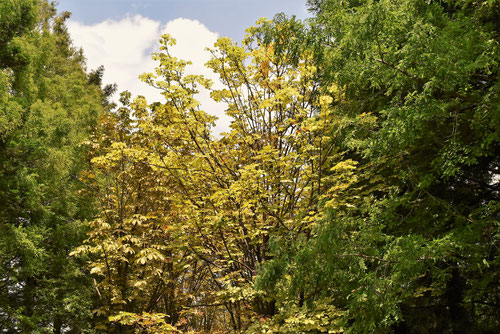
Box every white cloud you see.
[160,18,231,135]
[67,15,231,135]
[68,15,161,100]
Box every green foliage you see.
[2,0,497,332]
[0,0,37,69]
[257,0,500,332]
[76,2,499,331]
[0,1,107,332]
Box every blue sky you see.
[58,0,310,134]
[57,0,309,42]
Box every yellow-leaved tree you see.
[76,18,357,333]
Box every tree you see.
[0,1,108,332]
[257,1,500,332]
[77,18,355,331]
[73,93,186,333]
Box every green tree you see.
[256,1,500,332]
[0,1,110,332]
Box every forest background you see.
[0,0,499,333]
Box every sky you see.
[57,0,311,134]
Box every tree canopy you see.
[0,0,111,332]
[1,0,498,333]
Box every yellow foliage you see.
[76,20,358,332]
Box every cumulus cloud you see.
[67,15,231,134]
[160,18,231,135]
[68,15,161,100]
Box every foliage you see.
[0,1,108,332]
[2,0,499,333]
[76,19,355,332]
[72,96,188,332]
[257,0,500,332]
[109,312,179,333]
